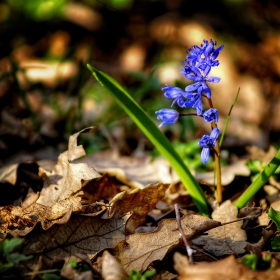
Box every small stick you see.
[174,204,194,264]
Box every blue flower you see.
[162,85,185,107]
[203,108,219,123]
[184,92,203,115]
[184,40,209,66]
[181,39,223,98]
[182,65,220,98]
[198,127,220,164]
[184,39,224,74]
[155,108,179,127]
[199,39,224,74]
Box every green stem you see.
[207,97,222,204]
[235,149,280,209]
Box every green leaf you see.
[268,207,280,229]
[271,236,280,252]
[0,263,14,274]
[141,270,156,279]
[3,238,22,255]
[70,259,77,268]
[240,254,258,271]
[219,88,240,147]
[87,64,210,216]
[129,269,140,280]
[6,252,33,264]
[235,149,280,209]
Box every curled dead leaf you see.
[37,127,101,206]
[103,183,169,234]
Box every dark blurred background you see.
[1,0,280,167]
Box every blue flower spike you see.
[156,39,223,169]
[203,108,219,123]
[155,108,179,127]
[198,127,220,164]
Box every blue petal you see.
[156,108,179,127]
[202,83,211,98]
[185,82,200,92]
[210,127,220,140]
[206,76,221,83]
[203,108,219,123]
[193,97,203,115]
[203,65,211,76]
[198,135,210,147]
[190,66,201,76]
[201,147,210,164]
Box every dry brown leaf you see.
[82,173,120,204]
[192,200,247,256]
[37,127,101,206]
[22,212,130,272]
[115,214,221,272]
[0,161,43,206]
[0,196,82,240]
[174,253,280,280]
[103,183,169,234]
[0,128,101,239]
[80,150,176,186]
[247,145,277,164]
[81,151,250,187]
[245,229,274,256]
[99,251,128,280]
[194,159,250,185]
[0,163,20,185]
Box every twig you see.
[174,204,194,264]
[220,215,257,226]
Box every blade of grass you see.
[219,88,240,147]
[235,148,280,209]
[87,64,210,216]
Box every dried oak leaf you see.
[192,200,247,256]
[0,196,82,240]
[115,214,221,272]
[22,212,131,272]
[174,253,280,280]
[37,127,101,206]
[103,183,169,234]
[0,127,100,239]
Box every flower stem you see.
[207,97,222,204]
[214,144,222,203]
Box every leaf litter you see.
[1,128,280,279]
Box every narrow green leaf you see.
[219,88,240,147]
[271,236,280,250]
[87,64,210,216]
[235,149,280,209]
[268,207,280,229]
